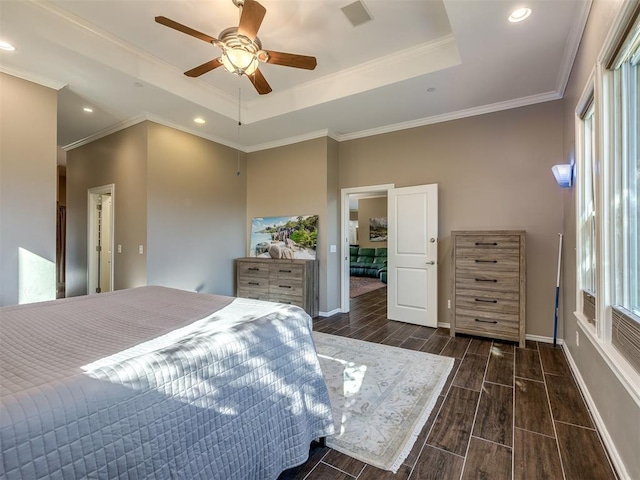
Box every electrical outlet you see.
[576,331,580,347]
[447,299,451,309]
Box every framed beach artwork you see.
[369,217,388,242]
[250,215,318,259]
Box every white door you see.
[387,184,438,327]
[99,195,112,293]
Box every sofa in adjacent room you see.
[350,247,387,281]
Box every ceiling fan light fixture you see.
[221,47,259,75]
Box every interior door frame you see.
[340,184,394,313]
[87,184,115,294]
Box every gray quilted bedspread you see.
[0,286,334,479]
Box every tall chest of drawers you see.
[451,231,526,347]
[236,258,319,317]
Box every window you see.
[577,99,597,326]
[611,33,640,320]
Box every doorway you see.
[341,184,394,311]
[340,183,439,327]
[88,184,114,294]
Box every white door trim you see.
[340,184,394,313]
[87,184,115,294]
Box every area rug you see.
[313,331,454,473]
[350,276,386,298]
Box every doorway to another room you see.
[88,184,114,294]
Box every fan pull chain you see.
[236,85,242,176]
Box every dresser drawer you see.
[455,313,520,340]
[455,248,520,272]
[238,276,270,290]
[237,261,269,278]
[269,264,304,279]
[236,287,269,301]
[455,235,521,250]
[455,270,520,292]
[269,292,304,309]
[455,291,520,315]
[269,280,303,298]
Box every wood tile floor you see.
[279,287,619,480]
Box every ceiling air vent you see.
[341,1,373,27]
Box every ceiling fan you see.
[155,0,317,95]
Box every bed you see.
[0,286,334,479]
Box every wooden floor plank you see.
[426,386,480,456]
[514,428,563,480]
[403,395,445,468]
[420,334,450,355]
[409,445,464,480]
[461,437,512,480]
[545,373,594,428]
[538,344,572,376]
[322,450,366,477]
[515,378,555,437]
[515,347,543,381]
[485,351,514,386]
[472,382,513,446]
[305,462,355,480]
[452,353,488,392]
[441,336,471,358]
[466,338,492,357]
[555,422,618,480]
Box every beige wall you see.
[339,101,564,338]
[357,196,388,248]
[560,0,640,477]
[146,122,246,296]
[66,122,148,296]
[0,73,57,306]
[246,137,340,314]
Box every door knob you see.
[426,261,435,265]
[430,238,436,243]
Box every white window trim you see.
[571,0,640,406]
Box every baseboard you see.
[562,344,630,479]
[437,322,450,329]
[319,308,341,317]
[526,334,564,345]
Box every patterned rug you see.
[349,276,386,298]
[313,332,454,473]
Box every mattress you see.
[0,286,334,479]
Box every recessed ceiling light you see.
[194,117,206,124]
[0,40,16,51]
[83,107,93,113]
[509,7,531,23]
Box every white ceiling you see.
[0,0,591,153]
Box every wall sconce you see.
[552,164,573,188]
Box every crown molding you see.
[556,0,593,96]
[0,65,67,90]
[334,90,562,143]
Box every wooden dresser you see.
[451,230,526,347]
[236,258,319,317]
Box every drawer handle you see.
[475,298,498,303]
[281,301,291,304]
[475,259,498,263]
[279,269,292,273]
[249,296,259,300]
[475,278,497,283]
[248,282,260,285]
[476,242,498,246]
[475,318,498,324]
[248,267,260,271]
[279,285,292,289]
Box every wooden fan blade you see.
[264,51,317,70]
[237,0,266,41]
[155,16,218,44]
[184,58,223,77]
[248,68,272,95]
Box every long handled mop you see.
[553,233,563,347]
